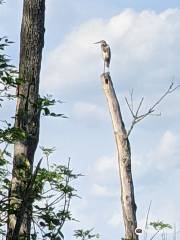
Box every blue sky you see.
[1,1,180,239]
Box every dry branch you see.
[126,81,180,136]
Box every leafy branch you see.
[74,229,100,240]
[30,149,82,240]
[35,95,67,118]
[149,221,172,240]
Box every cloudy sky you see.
[1,1,180,239]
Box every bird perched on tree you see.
[94,40,111,73]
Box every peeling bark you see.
[7,0,45,239]
[101,73,138,240]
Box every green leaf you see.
[150,221,172,231]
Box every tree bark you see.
[7,0,45,239]
[100,73,138,240]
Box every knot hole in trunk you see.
[105,78,109,84]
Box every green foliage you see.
[0,125,27,144]
[0,145,10,236]
[29,150,82,239]
[74,229,100,240]
[35,95,67,118]
[0,37,22,102]
[40,146,56,158]
[0,143,83,239]
[150,221,172,231]
[0,37,28,145]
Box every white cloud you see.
[131,130,180,189]
[157,130,177,154]
[94,156,118,173]
[134,130,180,173]
[154,130,180,170]
[42,8,180,98]
[107,213,121,228]
[72,101,106,121]
[91,183,115,197]
[87,130,180,199]
[86,155,119,184]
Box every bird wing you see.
[103,45,111,67]
[107,45,111,61]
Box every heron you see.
[94,40,111,73]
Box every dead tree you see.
[101,72,138,240]
[7,0,45,239]
[101,72,179,240]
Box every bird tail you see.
[106,61,110,68]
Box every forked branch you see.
[126,81,180,136]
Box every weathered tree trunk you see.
[7,0,45,239]
[101,73,138,240]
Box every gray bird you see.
[94,40,111,73]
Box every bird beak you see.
[93,41,101,44]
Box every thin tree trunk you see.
[101,73,138,240]
[7,0,45,239]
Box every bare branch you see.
[130,89,134,113]
[125,97,134,118]
[127,119,136,137]
[149,82,179,111]
[135,97,144,116]
[126,82,180,137]
[150,230,160,240]
[126,96,144,136]
[144,200,152,240]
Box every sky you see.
[1,1,180,239]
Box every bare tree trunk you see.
[101,73,138,240]
[7,0,45,239]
